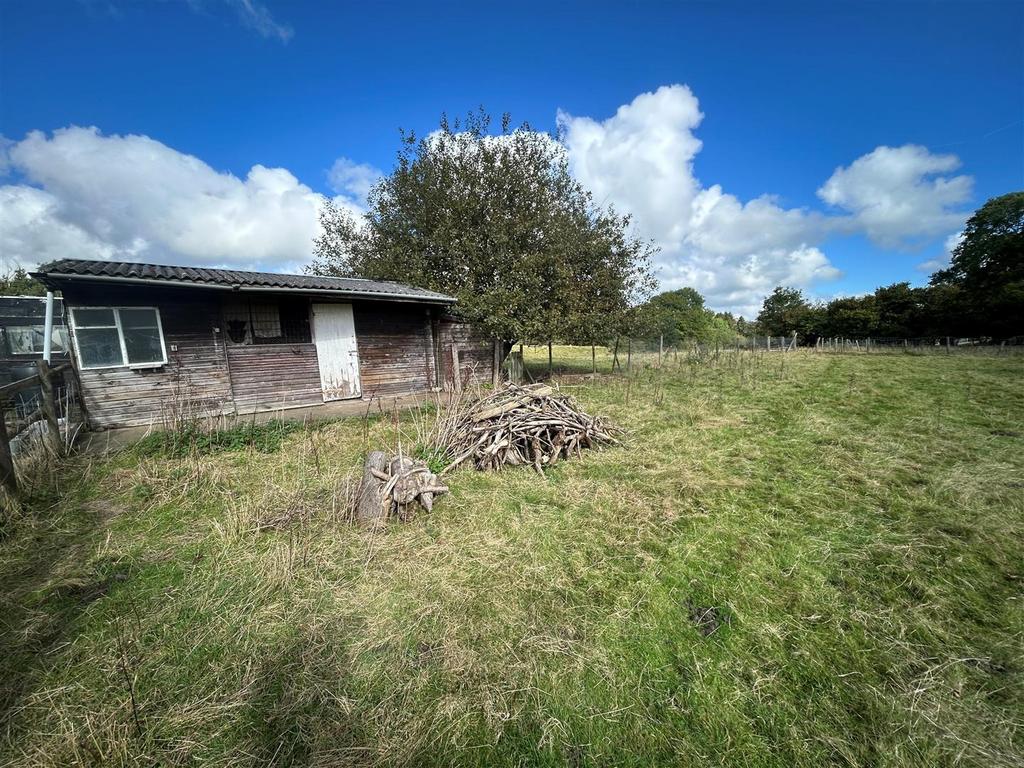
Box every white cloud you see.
[226,0,293,42]
[0,86,974,316]
[0,185,116,269]
[327,157,383,206]
[0,126,354,273]
[558,85,972,316]
[916,230,964,273]
[818,145,972,247]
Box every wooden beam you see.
[36,360,63,457]
[0,409,15,497]
[451,344,462,393]
[0,363,70,400]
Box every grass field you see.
[1,350,1022,766]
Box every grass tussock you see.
[1,350,1022,767]
[132,418,306,458]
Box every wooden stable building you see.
[33,259,495,429]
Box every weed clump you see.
[133,419,304,458]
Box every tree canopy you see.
[0,267,46,296]
[931,191,1024,337]
[756,287,817,337]
[309,110,655,343]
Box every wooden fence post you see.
[451,345,462,393]
[627,339,632,372]
[0,409,15,497]
[37,360,63,458]
[591,343,596,375]
[507,350,524,384]
[548,341,553,377]
[659,334,663,367]
[492,340,501,387]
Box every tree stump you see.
[356,450,389,527]
[356,451,449,525]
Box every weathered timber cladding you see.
[227,344,322,410]
[353,302,435,397]
[440,317,494,390]
[61,285,233,428]
[59,283,485,429]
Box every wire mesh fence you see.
[519,334,1024,378]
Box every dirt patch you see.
[685,601,731,637]
[82,498,127,521]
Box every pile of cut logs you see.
[437,383,621,474]
[355,451,449,526]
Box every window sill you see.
[79,361,167,372]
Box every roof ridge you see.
[32,258,455,303]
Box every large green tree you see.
[931,192,1024,337]
[310,110,655,344]
[635,288,708,345]
[756,286,816,337]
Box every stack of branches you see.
[435,383,621,475]
[356,450,449,526]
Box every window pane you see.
[119,308,159,329]
[251,302,283,340]
[6,326,68,354]
[7,327,36,354]
[123,326,164,364]
[76,328,124,368]
[73,308,116,327]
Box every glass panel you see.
[73,308,116,327]
[52,328,68,352]
[76,328,124,368]
[250,302,283,340]
[6,326,68,354]
[119,308,159,329]
[123,326,164,365]
[7,327,36,354]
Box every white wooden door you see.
[312,303,361,400]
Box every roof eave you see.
[30,271,457,304]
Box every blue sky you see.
[1,0,1021,315]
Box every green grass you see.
[1,350,1022,766]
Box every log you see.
[356,450,390,526]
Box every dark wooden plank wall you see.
[60,284,489,428]
[439,317,494,389]
[227,344,323,411]
[353,302,436,397]
[60,285,233,428]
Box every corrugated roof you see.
[33,259,456,303]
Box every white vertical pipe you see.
[42,290,54,363]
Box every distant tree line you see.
[754,192,1023,342]
[626,287,740,346]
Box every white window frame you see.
[68,306,169,371]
